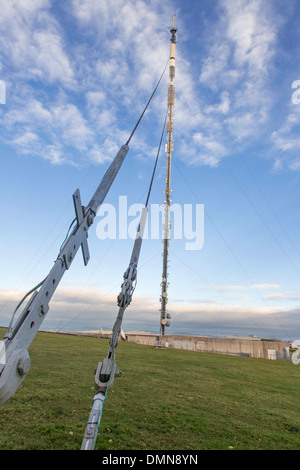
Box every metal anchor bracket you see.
[63,189,90,269]
[94,357,122,394]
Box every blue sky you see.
[1,0,300,341]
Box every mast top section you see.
[170,15,177,43]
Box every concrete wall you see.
[125,333,291,361]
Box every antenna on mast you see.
[159,15,177,338]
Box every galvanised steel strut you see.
[0,143,129,407]
[80,207,148,450]
[0,60,167,407]
[81,109,167,451]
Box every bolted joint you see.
[87,212,94,227]
[17,356,31,376]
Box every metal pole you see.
[160,16,177,337]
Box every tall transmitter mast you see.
[159,16,177,336]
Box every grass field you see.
[0,328,299,450]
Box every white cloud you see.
[1,284,296,340]
[264,290,300,302]
[0,0,178,165]
[270,103,300,170]
[0,0,75,87]
[160,0,284,169]
[205,92,230,115]
[88,140,119,165]
[223,0,277,75]
[198,283,281,293]
[199,0,278,86]
[0,1,90,162]
[3,93,94,162]
[251,283,280,290]
[190,0,284,165]
[0,0,297,174]
[71,0,171,94]
[11,131,39,148]
[42,145,66,165]
[50,103,94,150]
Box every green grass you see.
[0,328,299,450]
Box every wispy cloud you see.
[0,0,298,172]
[0,0,75,87]
[183,0,283,167]
[0,0,175,165]
[264,290,300,302]
[251,283,280,290]
[271,103,300,170]
[198,283,280,292]
[2,90,94,164]
[0,284,297,340]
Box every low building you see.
[125,333,291,361]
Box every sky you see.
[1,0,300,342]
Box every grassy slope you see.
[0,329,299,450]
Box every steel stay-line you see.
[81,111,168,451]
[0,61,167,408]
